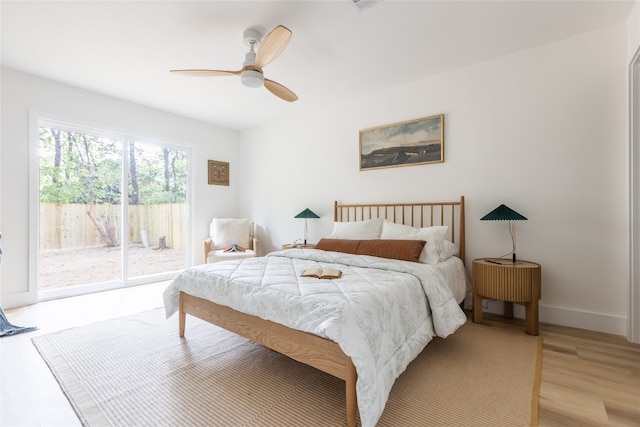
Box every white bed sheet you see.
[163,249,466,427]
[436,255,471,304]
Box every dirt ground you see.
[38,244,186,289]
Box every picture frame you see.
[359,114,444,171]
[208,160,229,186]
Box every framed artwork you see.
[359,114,444,171]
[208,160,229,186]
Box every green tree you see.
[39,128,187,205]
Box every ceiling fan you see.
[170,25,298,102]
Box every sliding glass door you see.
[37,120,190,297]
[125,140,187,280]
[38,126,123,291]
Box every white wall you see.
[239,23,629,335]
[630,1,640,62]
[0,22,631,336]
[0,67,239,308]
[628,0,640,343]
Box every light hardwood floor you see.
[1,284,639,426]
[0,282,168,426]
[481,313,640,426]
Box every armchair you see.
[203,218,258,264]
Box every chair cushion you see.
[207,249,256,263]
[210,218,251,250]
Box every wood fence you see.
[39,203,187,250]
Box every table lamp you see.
[294,208,320,245]
[480,204,527,262]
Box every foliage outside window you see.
[39,127,187,205]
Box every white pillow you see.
[210,218,251,250]
[380,220,448,264]
[439,240,459,262]
[330,218,383,240]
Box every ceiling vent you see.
[349,0,383,12]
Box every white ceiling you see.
[1,1,634,130]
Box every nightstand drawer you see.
[474,264,540,303]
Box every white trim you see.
[540,304,627,337]
[121,138,130,282]
[483,301,627,337]
[38,271,180,302]
[28,111,41,303]
[629,45,640,343]
[0,292,35,309]
[185,144,194,267]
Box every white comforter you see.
[163,249,466,427]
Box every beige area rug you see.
[33,309,541,427]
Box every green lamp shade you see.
[295,208,319,245]
[481,204,527,263]
[480,204,527,221]
[295,208,320,219]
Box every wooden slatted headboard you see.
[333,196,466,265]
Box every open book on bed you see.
[301,268,342,279]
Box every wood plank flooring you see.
[0,282,168,426]
[481,313,640,426]
[1,284,639,426]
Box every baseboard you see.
[539,304,627,336]
[0,291,34,310]
[481,300,627,337]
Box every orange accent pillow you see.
[357,239,426,262]
[315,238,361,254]
[315,239,426,263]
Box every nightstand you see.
[282,243,316,250]
[472,258,542,335]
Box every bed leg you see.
[179,309,186,337]
[345,359,357,427]
[179,294,186,338]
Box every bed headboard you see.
[333,196,465,265]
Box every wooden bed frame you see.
[179,196,465,427]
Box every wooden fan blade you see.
[255,25,292,69]
[170,69,240,77]
[264,79,298,102]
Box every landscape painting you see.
[359,114,444,170]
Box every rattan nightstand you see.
[472,258,542,335]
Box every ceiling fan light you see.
[241,70,264,88]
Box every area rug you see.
[33,309,541,427]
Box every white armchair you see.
[203,218,258,264]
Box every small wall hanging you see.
[208,160,229,186]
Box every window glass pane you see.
[37,123,190,294]
[38,127,122,290]
[126,141,187,279]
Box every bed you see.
[163,197,468,427]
